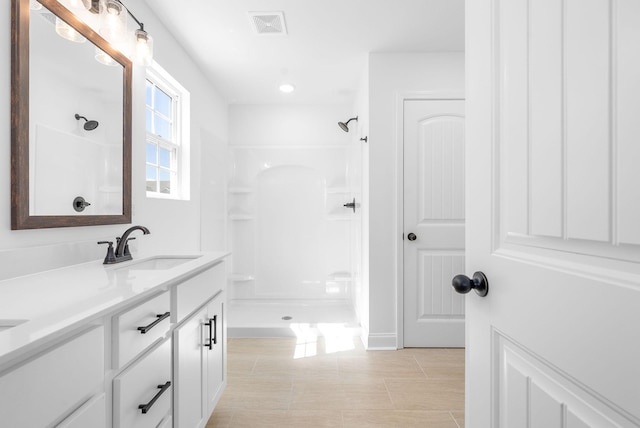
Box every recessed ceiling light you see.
[279,83,295,93]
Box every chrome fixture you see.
[338,116,358,132]
[98,225,150,264]
[75,113,99,131]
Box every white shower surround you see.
[227,104,362,337]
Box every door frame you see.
[395,90,465,349]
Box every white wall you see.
[367,52,464,349]
[0,2,227,278]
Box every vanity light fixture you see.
[72,0,154,66]
[104,0,154,66]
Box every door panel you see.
[467,0,640,426]
[403,99,465,347]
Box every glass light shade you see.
[133,29,153,67]
[95,47,119,66]
[29,0,42,10]
[55,17,86,43]
[99,0,128,43]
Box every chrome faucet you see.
[98,225,150,264]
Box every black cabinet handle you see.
[137,312,170,334]
[138,381,171,414]
[212,315,218,345]
[204,315,217,350]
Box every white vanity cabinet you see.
[173,261,226,428]
[0,252,228,428]
[0,326,105,428]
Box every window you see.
[145,62,190,199]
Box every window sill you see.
[146,191,190,201]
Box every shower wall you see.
[228,105,361,311]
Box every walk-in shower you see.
[226,106,363,339]
[227,147,361,337]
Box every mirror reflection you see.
[11,0,132,229]
[29,4,123,216]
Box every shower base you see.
[227,299,360,338]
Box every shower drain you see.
[281,316,293,321]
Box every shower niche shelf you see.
[229,274,254,282]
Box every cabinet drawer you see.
[173,261,225,322]
[0,326,104,428]
[56,393,106,428]
[113,291,170,368]
[113,338,172,428]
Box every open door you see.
[465,0,640,426]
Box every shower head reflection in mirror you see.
[75,113,99,131]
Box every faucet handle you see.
[97,241,116,264]
[124,237,136,257]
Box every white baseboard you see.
[365,332,397,350]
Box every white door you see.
[403,99,466,347]
[466,0,640,426]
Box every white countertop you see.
[0,251,229,368]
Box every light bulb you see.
[133,28,153,67]
[99,0,127,43]
[55,17,86,43]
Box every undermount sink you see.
[0,319,28,332]
[115,256,201,271]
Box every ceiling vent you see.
[248,11,288,35]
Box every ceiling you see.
[142,0,465,105]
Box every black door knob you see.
[452,272,489,297]
[407,233,417,241]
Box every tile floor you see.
[207,337,465,427]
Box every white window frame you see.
[145,61,190,200]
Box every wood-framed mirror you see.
[11,0,132,229]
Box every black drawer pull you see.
[138,381,171,414]
[137,312,170,334]
[204,315,217,350]
[212,315,218,345]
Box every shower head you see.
[338,116,358,132]
[75,113,99,131]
